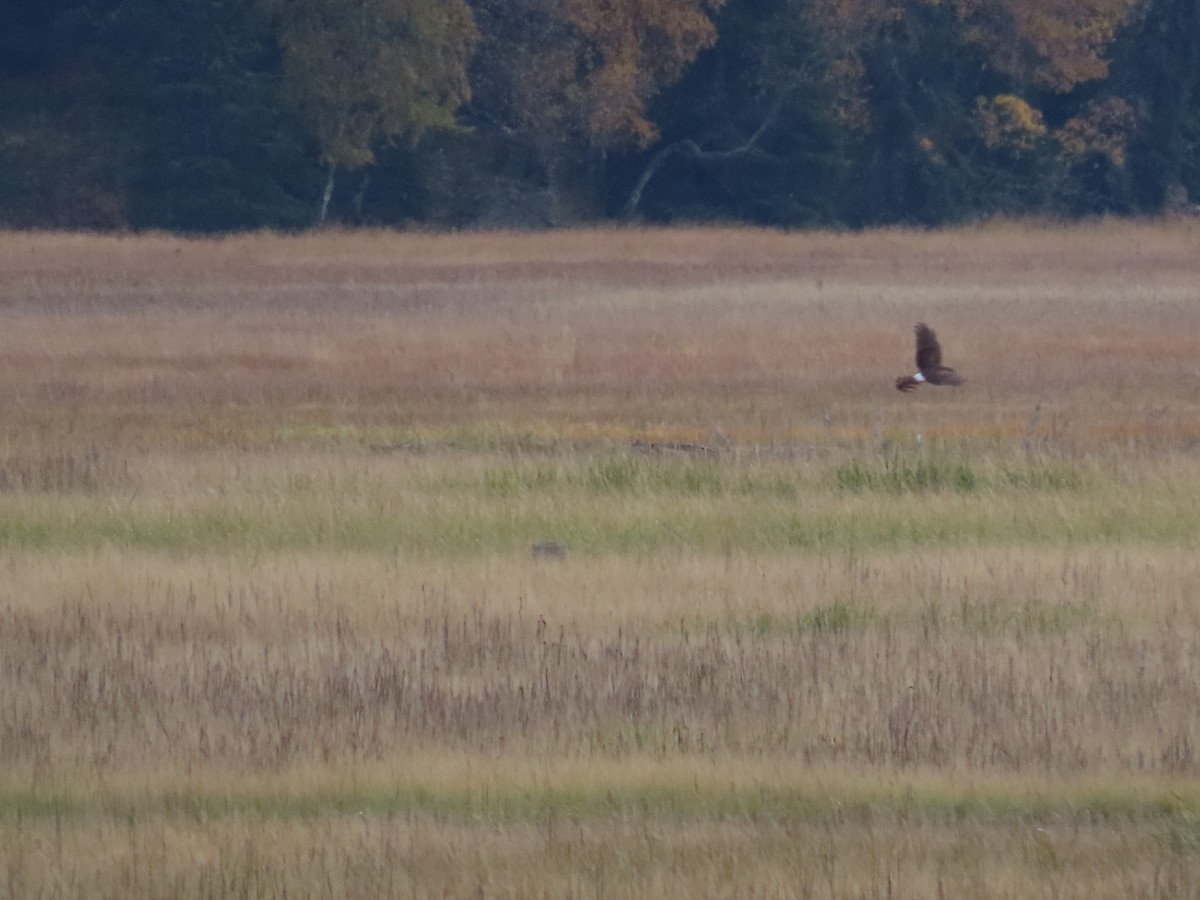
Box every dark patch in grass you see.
[482,465,564,497]
[837,456,978,493]
[917,597,1100,637]
[482,457,728,498]
[1000,464,1085,491]
[956,597,1099,636]
[736,472,800,499]
[584,457,723,496]
[0,448,132,494]
[750,602,874,637]
[836,454,1083,495]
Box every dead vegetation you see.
[2,222,1200,896]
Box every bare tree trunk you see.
[624,142,700,218]
[319,162,337,224]
[352,172,371,221]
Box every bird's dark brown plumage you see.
[895,323,963,392]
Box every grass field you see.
[2,222,1200,896]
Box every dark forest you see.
[1,0,1196,232]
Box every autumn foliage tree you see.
[618,0,850,223]
[0,0,1194,229]
[1108,0,1200,210]
[953,0,1138,91]
[260,0,478,221]
[467,0,725,217]
[796,0,1142,222]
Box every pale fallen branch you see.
[623,104,782,218]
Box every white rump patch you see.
[912,372,926,383]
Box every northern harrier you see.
[895,323,964,392]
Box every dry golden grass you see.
[3,222,1200,451]
[5,547,1200,786]
[3,222,1200,896]
[6,810,1200,898]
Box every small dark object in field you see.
[628,439,717,457]
[531,541,568,561]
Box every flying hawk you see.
[895,323,964,392]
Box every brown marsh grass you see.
[3,222,1200,450]
[2,222,1200,896]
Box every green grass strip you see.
[1,782,1198,826]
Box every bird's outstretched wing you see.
[926,366,963,386]
[914,323,942,373]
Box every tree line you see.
[1,0,1196,232]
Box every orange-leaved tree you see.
[469,0,726,217]
[804,0,1138,220]
[811,0,1137,93]
[954,0,1139,91]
